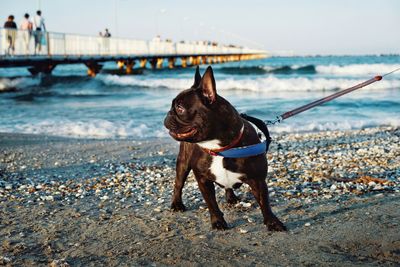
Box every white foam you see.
[0,77,40,91]
[1,119,169,139]
[316,64,400,76]
[98,75,189,90]
[1,116,398,139]
[98,74,400,93]
[272,118,400,134]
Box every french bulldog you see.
[164,66,286,231]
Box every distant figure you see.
[20,13,33,53]
[33,10,46,53]
[4,15,17,55]
[97,31,104,52]
[104,28,111,38]
[102,29,111,53]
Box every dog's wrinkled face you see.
[164,66,218,143]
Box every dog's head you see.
[164,66,242,143]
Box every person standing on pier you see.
[20,13,33,54]
[33,10,46,54]
[104,29,111,37]
[3,15,17,56]
[103,28,111,52]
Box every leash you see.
[265,68,400,126]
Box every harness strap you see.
[215,139,270,158]
[203,114,272,158]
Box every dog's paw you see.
[265,218,287,232]
[170,201,186,212]
[211,220,229,230]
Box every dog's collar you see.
[202,127,244,156]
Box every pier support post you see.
[192,56,201,66]
[150,58,157,69]
[188,56,194,66]
[28,63,57,75]
[125,60,135,74]
[201,56,207,64]
[117,60,125,70]
[139,59,147,68]
[181,57,188,68]
[156,58,164,69]
[168,58,176,69]
[85,62,103,77]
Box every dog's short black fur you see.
[164,66,285,231]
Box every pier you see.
[0,28,266,76]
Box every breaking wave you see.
[0,77,41,92]
[316,63,400,76]
[219,65,317,75]
[98,75,400,92]
[0,119,168,139]
[1,117,399,139]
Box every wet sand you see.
[0,127,399,266]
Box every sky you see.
[1,0,399,55]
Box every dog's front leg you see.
[196,177,228,230]
[247,178,286,231]
[171,143,192,212]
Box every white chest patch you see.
[210,156,243,188]
[197,139,222,150]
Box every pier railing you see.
[0,28,264,57]
[0,28,266,75]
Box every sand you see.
[0,127,399,266]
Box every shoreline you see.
[1,126,399,266]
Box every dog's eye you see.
[176,104,185,115]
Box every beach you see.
[1,126,399,266]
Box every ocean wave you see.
[98,75,189,90]
[219,65,317,75]
[268,65,317,75]
[316,64,400,76]
[2,119,168,139]
[272,117,400,133]
[219,66,268,75]
[98,75,400,92]
[0,77,41,92]
[1,117,398,139]
[218,63,400,77]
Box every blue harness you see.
[214,139,271,158]
[211,114,272,158]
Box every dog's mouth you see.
[169,127,197,140]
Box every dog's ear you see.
[199,66,216,104]
[192,66,201,88]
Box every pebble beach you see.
[1,126,399,266]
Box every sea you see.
[0,55,399,139]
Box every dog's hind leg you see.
[225,188,240,204]
[247,178,286,231]
[171,142,192,212]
